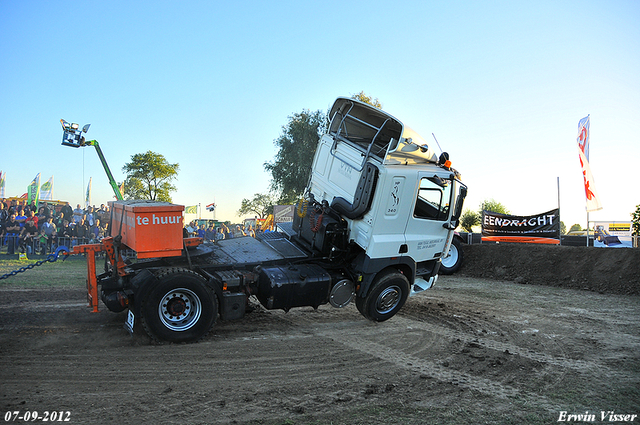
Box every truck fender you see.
[205,279,226,317]
[356,259,414,298]
[128,269,160,316]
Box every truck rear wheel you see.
[356,271,409,322]
[140,268,217,343]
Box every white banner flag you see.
[85,177,92,209]
[577,115,591,161]
[40,175,54,200]
[576,116,602,212]
[0,171,5,198]
[28,173,41,206]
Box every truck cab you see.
[292,97,467,315]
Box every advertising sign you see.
[482,208,560,244]
[273,205,294,223]
[592,221,633,248]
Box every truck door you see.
[403,173,454,263]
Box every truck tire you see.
[440,237,463,275]
[140,268,217,343]
[356,271,409,322]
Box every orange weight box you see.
[109,200,185,258]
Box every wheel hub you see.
[442,246,458,268]
[158,288,202,331]
[166,296,188,317]
[376,285,401,314]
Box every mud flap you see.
[125,310,135,336]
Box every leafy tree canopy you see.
[459,209,480,232]
[478,199,510,216]
[263,93,381,205]
[237,193,276,219]
[631,204,640,236]
[560,221,567,235]
[569,223,582,232]
[121,151,179,202]
[351,91,382,109]
[264,109,326,204]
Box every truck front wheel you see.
[356,271,409,322]
[140,268,217,343]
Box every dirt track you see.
[1,261,639,424]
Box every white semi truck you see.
[78,97,467,343]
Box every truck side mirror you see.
[450,185,468,227]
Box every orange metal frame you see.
[71,243,106,313]
[71,237,202,313]
[71,236,127,313]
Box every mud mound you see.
[459,243,640,295]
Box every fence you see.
[1,235,94,256]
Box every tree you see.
[351,91,382,109]
[122,151,179,202]
[237,193,275,219]
[459,209,479,233]
[264,109,326,204]
[478,199,510,216]
[264,93,381,204]
[631,204,640,236]
[560,221,567,235]
[569,224,582,233]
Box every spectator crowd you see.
[1,198,270,257]
[183,221,260,243]
[0,199,111,256]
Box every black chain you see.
[0,246,70,281]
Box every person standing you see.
[0,202,8,248]
[61,202,73,222]
[5,214,21,255]
[41,216,57,253]
[19,215,38,254]
[204,225,216,243]
[74,217,90,245]
[15,206,26,230]
[73,204,83,224]
[57,220,73,248]
[24,209,38,232]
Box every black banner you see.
[482,208,560,244]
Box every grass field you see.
[0,256,88,287]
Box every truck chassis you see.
[72,97,466,343]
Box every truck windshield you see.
[413,176,453,221]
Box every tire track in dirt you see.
[267,299,640,414]
[269,310,564,413]
[270,301,626,380]
[391,313,632,380]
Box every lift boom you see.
[60,119,124,201]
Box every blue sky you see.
[1,0,638,229]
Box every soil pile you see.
[460,243,640,295]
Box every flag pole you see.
[586,211,589,247]
[557,176,561,245]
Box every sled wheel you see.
[357,271,409,322]
[440,237,463,275]
[140,268,217,343]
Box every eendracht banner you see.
[482,209,560,244]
